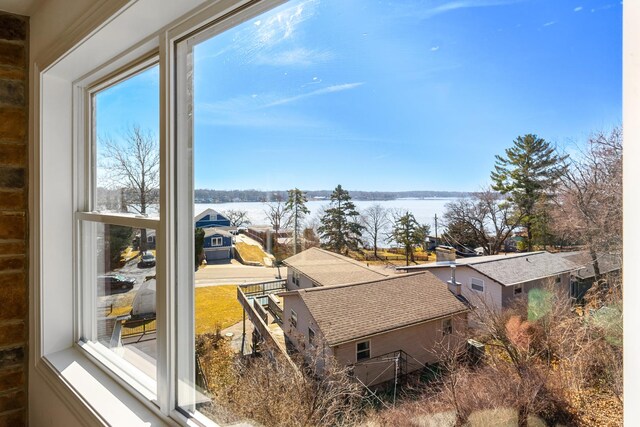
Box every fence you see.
[238,279,287,297]
[122,317,156,337]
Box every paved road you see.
[195,259,286,287]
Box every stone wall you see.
[0,11,28,427]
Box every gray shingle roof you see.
[289,272,469,346]
[557,251,622,279]
[467,252,578,286]
[283,247,387,286]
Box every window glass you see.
[356,341,370,361]
[82,221,157,385]
[95,66,160,217]
[471,278,484,292]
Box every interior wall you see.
[0,11,28,427]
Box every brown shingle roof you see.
[283,247,387,286]
[289,272,469,346]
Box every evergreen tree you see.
[389,211,429,265]
[285,188,310,254]
[318,185,364,255]
[491,134,567,251]
[195,228,205,270]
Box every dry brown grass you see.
[235,241,268,265]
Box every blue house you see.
[202,228,233,261]
[194,208,231,229]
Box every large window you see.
[32,0,623,425]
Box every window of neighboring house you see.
[471,277,485,292]
[211,237,223,246]
[356,340,370,361]
[555,276,562,284]
[308,328,316,346]
[514,284,523,295]
[293,271,300,287]
[290,309,298,328]
[442,318,453,336]
[147,235,154,243]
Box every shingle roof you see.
[466,252,578,286]
[557,251,622,279]
[288,272,469,346]
[283,247,387,286]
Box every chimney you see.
[447,265,462,295]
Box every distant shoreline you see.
[193,189,471,204]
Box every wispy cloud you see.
[390,0,527,20]
[264,82,364,108]
[431,46,440,52]
[543,21,556,27]
[574,6,583,12]
[254,47,333,67]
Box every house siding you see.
[428,266,503,313]
[332,315,467,386]
[286,267,316,290]
[501,272,571,307]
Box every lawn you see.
[234,242,267,265]
[113,284,243,336]
[195,285,244,335]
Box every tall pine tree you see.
[318,185,364,255]
[491,134,567,251]
[285,188,310,254]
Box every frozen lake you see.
[195,198,459,229]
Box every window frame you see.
[470,277,485,292]
[514,283,523,295]
[211,236,223,246]
[308,327,316,346]
[356,340,371,361]
[290,309,298,328]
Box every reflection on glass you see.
[95,65,160,216]
[92,222,157,382]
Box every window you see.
[211,237,223,246]
[308,328,316,346]
[471,277,485,292]
[293,271,301,287]
[514,284,523,295]
[77,62,160,395]
[442,318,453,336]
[290,309,298,328]
[356,341,370,361]
[555,276,562,284]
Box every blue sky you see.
[97,0,622,192]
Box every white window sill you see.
[38,347,175,426]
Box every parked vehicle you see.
[138,251,156,268]
[98,274,135,293]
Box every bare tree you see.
[443,189,523,255]
[223,209,250,227]
[264,198,291,260]
[554,128,622,280]
[361,204,390,258]
[100,124,159,250]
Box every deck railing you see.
[238,279,287,297]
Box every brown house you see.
[281,272,469,386]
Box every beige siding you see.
[428,266,503,313]
[286,267,316,291]
[332,314,467,386]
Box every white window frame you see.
[32,0,289,425]
[293,270,301,287]
[356,340,371,361]
[211,236,223,247]
[290,309,298,328]
[470,277,485,292]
